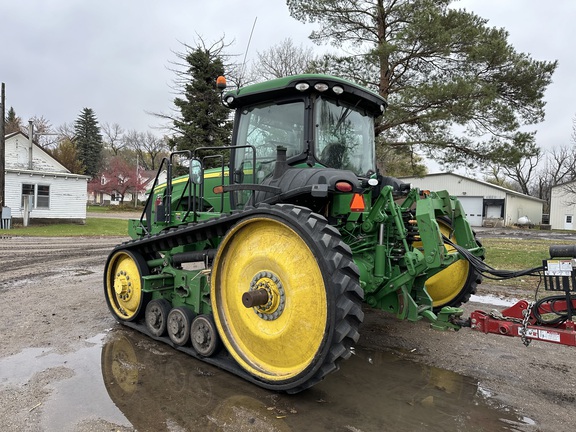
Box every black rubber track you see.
[104,203,364,393]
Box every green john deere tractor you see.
[104,74,484,393]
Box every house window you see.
[21,184,34,208]
[20,184,50,209]
[37,185,50,208]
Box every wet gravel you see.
[0,234,574,431]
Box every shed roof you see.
[399,172,544,203]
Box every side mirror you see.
[190,158,203,185]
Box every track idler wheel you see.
[104,250,151,322]
[145,298,172,337]
[211,204,363,392]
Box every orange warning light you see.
[216,76,227,90]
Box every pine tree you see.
[5,107,22,135]
[74,108,103,178]
[172,42,233,154]
[288,0,557,169]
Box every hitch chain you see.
[519,302,534,347]
[488,309,522,323]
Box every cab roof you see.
[223,74,387,116]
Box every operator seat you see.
[320,142,347,169]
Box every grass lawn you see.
[481,237,572,270]
[87,204,143,213]
[0,217,130,237]
[479,237,574,292]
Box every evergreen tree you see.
[74,108,103,178]
[288,0,557,169]
[172,41,233,154]
[5,107,22,134]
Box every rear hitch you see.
[421,306,465,331]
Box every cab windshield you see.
[234,101,305,182]
[315,98,375,176]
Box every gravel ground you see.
[0,233,574,431]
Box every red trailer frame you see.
[470,299,576,347]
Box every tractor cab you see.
[136,75,389,235]
[220,74,387,210]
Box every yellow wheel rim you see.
[211,217,328,382]
[423,220,470,308]
[106,251,145,320]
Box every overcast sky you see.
[1,1,575,164]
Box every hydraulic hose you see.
[442,236,543,280]
[532,294,576,326]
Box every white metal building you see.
[3,132,90,224]
[399,173,544,227]
[549,181,576,230]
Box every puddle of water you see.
[0,327,535,431]
[98,327,535,432]
[0,334,130,431]
[470,294,518,307]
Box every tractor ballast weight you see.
[105,74,485,392]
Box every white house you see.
[549,181,576,230]
[399,172,544,227]
[3,131,90,224]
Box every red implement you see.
[470,299,576,347]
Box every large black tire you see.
[211,204,364,393]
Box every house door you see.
[565,215,573,230]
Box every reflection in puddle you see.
[0,334,130,430]
[101,327,535,432]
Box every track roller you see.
[167,306,196,346]
[145,299,172,337]
[191,314,221,357]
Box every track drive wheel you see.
[211,204,364,393]
[104,249,151,322]
[145,298,172,337]
[424,218,482,311]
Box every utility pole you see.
[0,82,5,208]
